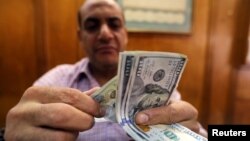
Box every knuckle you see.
[47,105,71,125]
[6,106,18,120]
[23,86,40,99]
[83,115,95,129]
[60,88,81,105]
[6,105,24,121]
[87,102,99,115]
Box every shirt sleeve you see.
[33,65,72,87]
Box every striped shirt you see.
[33,58,181,141]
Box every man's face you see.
[78,1,128,69]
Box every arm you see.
[4,86,102,141]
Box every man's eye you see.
[84,19,100,32]
[108,18,122,30]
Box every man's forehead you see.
[79,0,124,21]
[84,0,118,6]
[80,0,122,14]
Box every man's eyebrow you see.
[108,16,122,19]
[84,17,99,22]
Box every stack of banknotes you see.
[91,51,208,141]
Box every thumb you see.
[83,87,101,96]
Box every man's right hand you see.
[4,86,103,141]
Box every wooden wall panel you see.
[206,0,250,125]
[205,0,236,125]
[232,66,250,123]
[41,0,82,69]
[0,0,38,126]
[33,0,84,75]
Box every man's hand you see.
[134,100,207,137]
[4,86,103,141]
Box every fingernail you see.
[138,113,149,124]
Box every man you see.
[4,0,207,140]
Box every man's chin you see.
[97,54,118,62]
[102,60,118,67]
[99,58,118,67]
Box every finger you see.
[35,127,78,141]
[135,100,198,125]
[22,102,95,131]
[178,119,200,133]
[21,86,102,117]
[5,125,78,141]
[85,87,101,96]
[179,120,208,137]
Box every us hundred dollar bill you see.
[125,52,187,120]
[131,123,208,141]
[91,76,118,122]
[117,52,199,141]
[92,51,208,141]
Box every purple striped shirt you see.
[33,58,181,141]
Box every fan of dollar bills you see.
[91,51,207,141]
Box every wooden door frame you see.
[202,0,250,126]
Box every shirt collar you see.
[73,58,100,88]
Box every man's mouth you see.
[96,46,117,53]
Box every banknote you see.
[116,53,136,124]
[92,51,208,141]
[129,123,208,141]
[117,52,189,140]
[126,52,186,119]
[91,76,118,121]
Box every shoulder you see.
[45,64,76,75]
[33,58,88,86]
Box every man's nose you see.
[98,24,114,40]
